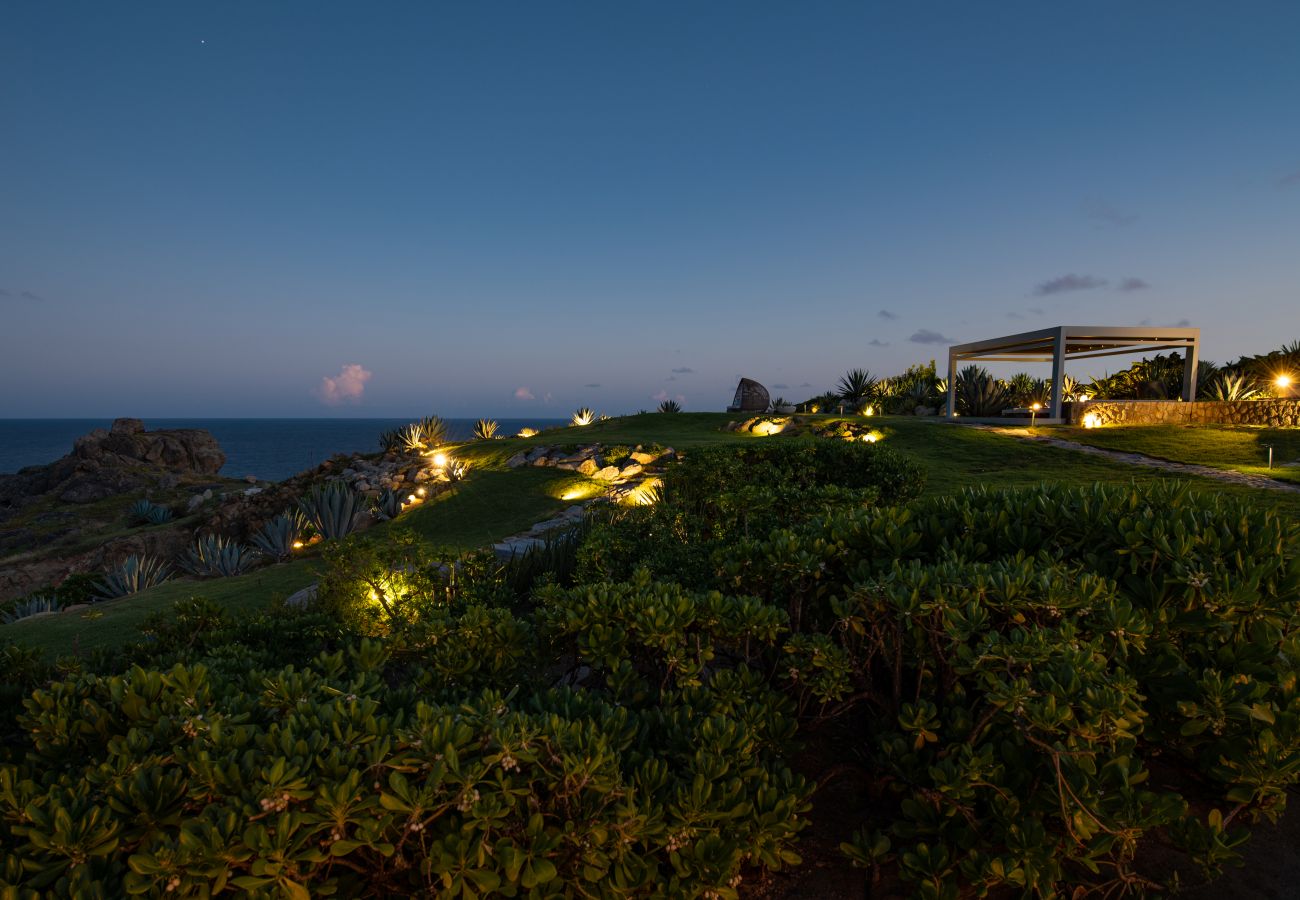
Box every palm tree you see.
[657,399,682,413]
[837,368,878,408]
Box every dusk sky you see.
[3,2,1298,417]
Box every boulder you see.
[506,452,529,468]
[577,459,600,477]
[630,451,657,465]
[594,466,621,481]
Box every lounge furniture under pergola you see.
[945,325,1201,422]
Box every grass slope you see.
[1055,423,1300,485]
[10,414,1300,658]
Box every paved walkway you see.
[978,426,1300,495]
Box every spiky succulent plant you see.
[250,511,307,561]
[94,555,171,600]
[127,499,173,526]
[1206,372,1261,401]
[657,399,682,413]
[473,418,500,440]
[837,368,878,406]
[955,365,1014,417]
[2,595,63,624]
[374,488,404,521]
[378,428,403,453]
[571,408,596,427]
[299,482,368,540]
[178,535,260,578]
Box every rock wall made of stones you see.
[1066,399,1300,428]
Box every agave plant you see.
[378,428,403,453]
[178,535,260,578]
[516,427,539,438]
[473,418,500,440]
[955,365,1014,417]
[657,399,682,413]
[127,499,173,526]
[2,595,63,624]
[445,459,470,482]
[417,415,448,446]
[837,368,878,406]
[250,511,306,561]
[374,488,404,521]
[905,380,937,407]
[397,422,427,453]
[1206,372,1261,401]
[94,554,171,600]
[1007,373,1035,406]
[571,408,596,427]
[299,482,368,540]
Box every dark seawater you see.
[0,419,567,482]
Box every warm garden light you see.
[432,452,448,468]
[1082,412,1101,429]
[1278,374,1293,389]
[291,540,304,550]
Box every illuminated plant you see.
[472,418,499,440]
[1206,372,1261,401]
[657,399,682,413]
[515,427,539,438]
[837,368,878,408]
[955,364,1014,416]
[94,554,171,599]
[397,423,426,453]
[445,459,469,482]
[416,415,448,446]
[571,407,596,427]
[250,511,307,561]
[177,534,260,578]
[299,482,368,540]
[2,595,63,624]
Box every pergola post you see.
[1181,337,1200,401]
[946,349,957,417]
[1050,326,1067,420]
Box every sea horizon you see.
[0,417,570,482]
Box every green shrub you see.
[730,481,1300,893]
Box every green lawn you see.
[3,560,317,658]
[1054,423,1300,485]
[11,414,1300,659]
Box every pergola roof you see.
[945,325,1202,421]
[949,325,1199,363]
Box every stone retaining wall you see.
[1066,399,1300,427]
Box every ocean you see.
[0,418,568,482]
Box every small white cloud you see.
[315,364,372,406]
[514,387,535,401]
[652,390,670,402]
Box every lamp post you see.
[1030,402,1042,430]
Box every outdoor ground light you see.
[1030,402,1042,428]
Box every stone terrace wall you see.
[1065,399,1300,427]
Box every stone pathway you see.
[978,426,1300,495]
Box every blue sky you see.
[2,1,1298,417]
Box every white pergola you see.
[945,325,1201,421]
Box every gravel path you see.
[978,426,1300,495]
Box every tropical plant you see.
[299,482,368,540]
[837,368,878,407]
[396,422,427,453]
[250,511,307,561]
[177,534,260,578]
[127,499,173,526]
[445,459,469,482]
[1007,372,1035,405]
[374,487,404,520]
[515,427,539,438]
[657,399,682,413]
[378,427,403,453]
[417,415,448,447]
[1205,371,1261,401]
[954,364,1014,416]
[1,595,62,624]
[472,418,499,440]
[571,407,596,427]
[94,554,171,599]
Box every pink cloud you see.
[315,364,372,405]
[514,386,535,401]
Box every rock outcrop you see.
[0,418,226,508]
